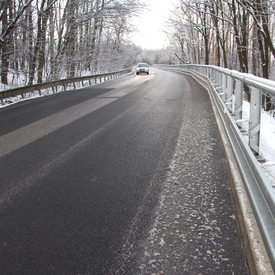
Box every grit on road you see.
[0,68,249,274]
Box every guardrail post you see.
[203,66,207,76]
[220,73,227,102]
[218,71,223,89]
[210,67,213,79]
[210,69,218,87]
[234,79,243,124]
[226,75,233,112]
[249,86,262,155]
[211,67,215,81]
[199,66,203,74]
[213,69,217,84]
[62,82,67,92]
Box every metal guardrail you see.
[156,64,275,273]
[191,65,275,156]
[158,65,275,155]
[0,68,132,107]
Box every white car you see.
[136,63,149,75]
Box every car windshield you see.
[138,63,148,67]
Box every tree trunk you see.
[231,0,248,73]
[251,21,258,76]
[1,5,9,85]
[37,0,54,83]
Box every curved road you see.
[0,68,249,274]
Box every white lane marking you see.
[0,97,116,157]
[0,73,156,157]
[0,104,136,207]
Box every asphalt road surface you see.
[0,68,250,274]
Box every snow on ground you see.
[243,101,275,187]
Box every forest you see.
[167,0,275,80]
[0,0,275,90]
[0,0,144,89]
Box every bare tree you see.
[167,0,275,79]
[0,0,145,87]
[0,0,33,84]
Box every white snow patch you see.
[159,238,165,247]
[242,101,275,187]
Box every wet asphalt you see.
[0,68,250,274]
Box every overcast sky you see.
[131,0,177,49]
